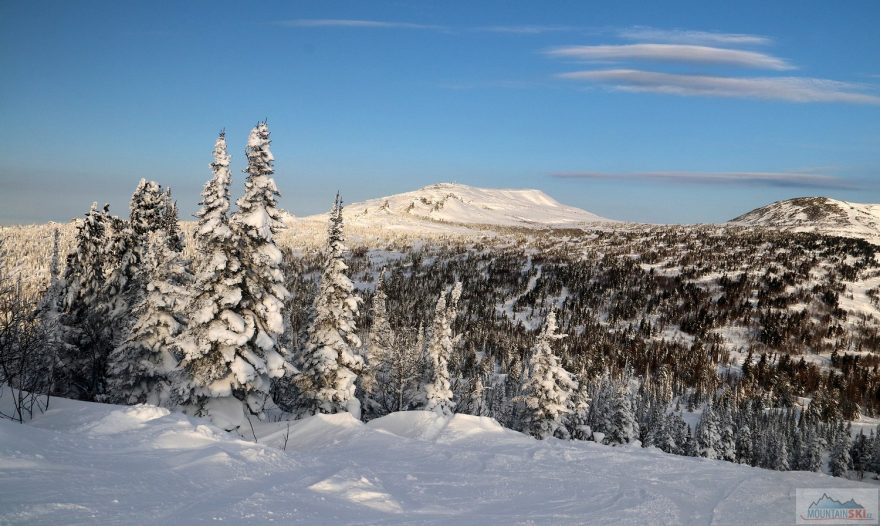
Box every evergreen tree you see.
[161,188,185,253]
[177,131,252,429]
[295,193,364,417]
[520,310,576,439]
[56,203,113,399]
[602,378,639,445]
[829,424,853,477]
[736,425,754,465]
[565,373,592,440]
[697,403,721,459]
[423,283,461,416]
[362,271,393,415]
[218,122,291,419]
[106,231,191,405]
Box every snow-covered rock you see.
[730,196,880,244]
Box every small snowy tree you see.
[423,283,462,416]
[106,231,191,405]
[697,402,721,459]
[128,179,167,241]
[294,193,364,417]
[519,310,576,439]
[602,379,639,446]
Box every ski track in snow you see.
[1,395,875,525]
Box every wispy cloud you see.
[276,19,442,30]
[550,170,858,189]
[557,69,880,104]
[547,44,793,70]
[618,26,772,46]
[477,25,574,35]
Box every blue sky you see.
[1,1,879,224]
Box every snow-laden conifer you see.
[295,193,364,417]
[423,282,462,416]
[107,231,191,405]
[228,122,291,418]
[520,309,576,439]
[362,271,393,414]
[697,402,721,459]
[177,131,253,428]
[56,203,113,399]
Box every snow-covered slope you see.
[1,396,871,525]
[731,197,880,244]
[294,183,610,233]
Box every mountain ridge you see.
[730,196,880,244]
[292,182,612,233]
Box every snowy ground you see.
[0,395,874,525]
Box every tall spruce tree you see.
[228,122,291,419]
[177,130,252,429]
[295,193,364,417]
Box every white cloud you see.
[276,19,442,30]
[547,44,793,70]
[477,25,574,35]
[557,69,880,104]
[550,170,857,189]
[618,27,772,46]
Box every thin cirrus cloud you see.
[275,19,442,30]
[550,171,858,190]
[557,69,880,105]
[617,26,773,46]
[477,25,575,34]
[547,44,794,70]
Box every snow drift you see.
[1,394,873,525]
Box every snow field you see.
[1,393,875,525]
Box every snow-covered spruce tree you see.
[520,310,576,439]
[423,282,462,416]
[101,214,144,331]
[565,373,592,440]
[229,122,291,417]
[361,270,394,417]
[294,193,364,417]
[602,378,639,446]
[178,129,280,429]
[55,203,113,399]
[697,402,720,459]
[106,231,191,405]
[161,188,185,253]
[829,423,853,477]
[128,179,167,241]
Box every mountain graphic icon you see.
[808,493,865,510]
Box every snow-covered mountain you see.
[294,183,610,233]
[730,196,880,244]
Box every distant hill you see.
[730,196,880,244]
[294,183,611,233]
